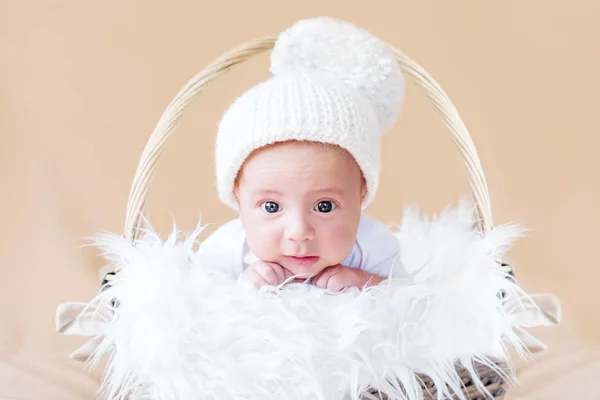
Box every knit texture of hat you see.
[215,17,405,210]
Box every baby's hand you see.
[244,260,293,288]
[312,265,385,293]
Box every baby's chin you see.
[278,256,340,278]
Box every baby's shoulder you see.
[198,218,246,276]
[354,213,404,276]
[205,217,244,236]
[356,213,399,251]
[201,218,246,249]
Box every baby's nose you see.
[285,216,314,242]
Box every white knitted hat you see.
[215,17,405,210]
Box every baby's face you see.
[235,141,365,278]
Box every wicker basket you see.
[361,360,510,399]
[105,37,515,400]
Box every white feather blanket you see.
[56,200,560,400]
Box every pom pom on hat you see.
[271,17,405,133]
[215,17,405,210]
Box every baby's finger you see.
[313,268,335,289]
[267,263,287,284]
[256,262,281,286]
[326,274,348,293]
[244,268,269,288]
[252,275,270,288]
[281,267,297,282]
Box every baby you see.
[201,140,405,292]
[198,17,408,292]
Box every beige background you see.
[2,1,599,399]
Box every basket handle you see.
[122,37,494,242]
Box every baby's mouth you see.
[286,255,320,267]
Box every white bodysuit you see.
[198,213,407,280]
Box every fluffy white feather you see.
[68,201,543,400]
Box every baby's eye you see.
[314,201,336,213]
[261,201,281,213]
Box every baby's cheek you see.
[246,224,280,259]
[324,224,356,261]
